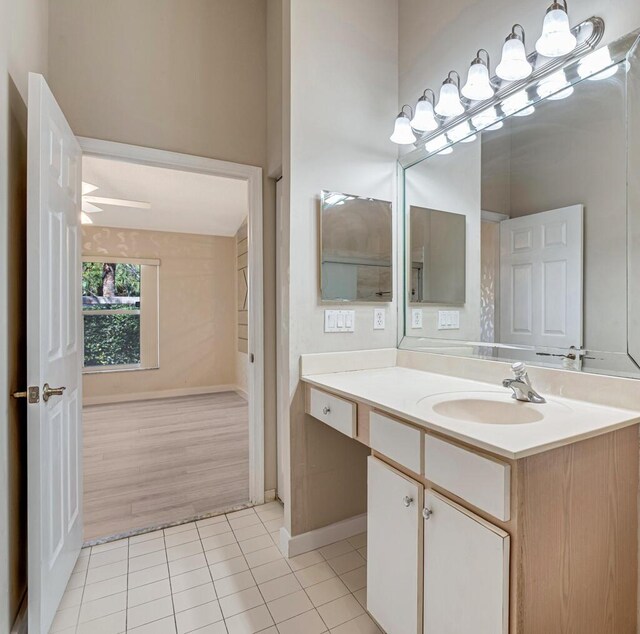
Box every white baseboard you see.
[83,384,238,406]
[279,513,367,558]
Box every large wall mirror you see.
[400,28,640,378]
[321,191,393,302]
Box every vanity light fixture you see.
[496,25,533,81]
[471,107,501,131]
[502,90,535,117]
[425,134,451,154]
[461,50,495,101]
[535,0,577,58]
[485,121,504,131]
[578,47,618,81]
[448,120,476,143]
[390,105,417,145]
[435,71,465,117]
[537,70,573,99]
[411,89,439,132]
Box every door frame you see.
[77,137,265,506]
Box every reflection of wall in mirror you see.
[405,140,481,341]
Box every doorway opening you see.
[78,139,265,543]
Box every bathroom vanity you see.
[302,360,640,634]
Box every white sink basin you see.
[416,391,571,425]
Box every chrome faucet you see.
[502,362,546,404]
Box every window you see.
[82,257,159,371]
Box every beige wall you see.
[82,226,236,400]
[0,0,48,629]
[284,0,399,536]
[48,0,278,491]
[236,219,249,396]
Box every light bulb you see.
[448,121,474,143]
[502,91,534,117]
[537,70,572,100]
[410,95,438,132]
[390,111,416,145]
[485,121,504,131]
[535,3,577,58]
[496,35,532,81]
[461,56,494,101]
[435,77,465,117]
[425,134,450,154]
[578,48,618,81]
[471,107,500,130]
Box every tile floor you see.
[50,502,381,634]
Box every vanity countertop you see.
[302,366,640,459]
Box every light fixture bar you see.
[404,15,604,162]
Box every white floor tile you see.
[326,552,365,576]
[357,547,367,560]
[198,520,233,539]
[91,539,128,555]
[224,604,274,634]
[229,514,263,530]
[128,578,172,607]
[129,529,165,545]
[173,582,217,613]
[294,562,336,589]
[329,613,382,633]
[261,517,284,533]
[205,543,243,566]
[169,552,209,576]
[165,522,198,536]
[75,610,126,634]
[347,533,367,550]
[232,522,268,541]
[165,528,200,548]
[171,567,213,593]
[49,606,80,632]
[209,555,249,581]
[128,563,169,589]
[89,546,128,569]
[175,600,223,634]
[277,609,327,634]
[197,514,229,528]
[250,559,291,585]
[286,550,324,572]
[340,566,367,593]
[82,574,127,603]
[85,559,128,585]
[219,586,264,619]
[58,586,83,610]
[127,595,174,629]
[352,587,367,609]
[129,549,168,572]
[128,615,177,634]
[226,508,257,520]
[78,591,127,624]
[66,570,87,590]
[258,573,301,603]
[188,622,228,634]
[214,570,256,599]
[266,589,313,624]
[239,534,273,554]
[305,577,350,607]
[74,553,90,574]
[244,546,282,568]
[254,508,283,522]
[319,540,354,560]
[167,539,204,562]
[316,595,364,629]
[129,537,166,558]
[201,531,237,551]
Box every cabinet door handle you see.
[403,496,414,507]
[322,406,331,415]
[423,507,433,520]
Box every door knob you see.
[403,496,414,507]
[423,507,433,520]
[43,383,66,402]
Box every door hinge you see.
[249,353,255,363]
[12,386,40,404]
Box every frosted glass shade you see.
[461,62,494,101]
[435,82,465,117]
[496,38,533,81]
[578,48,618,81]
[425,134,449,154]
[411,98,438,132]
[535,8,576,57]
[390,113,416,145]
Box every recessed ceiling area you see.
[81,156,249,236]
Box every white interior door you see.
[424,490,510,634]
[27,73,83,634]
[499,205,583,349]
[367,456,423,634]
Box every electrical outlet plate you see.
[324,309,355,333]
[411,308,423,329]
[373,308,385,330]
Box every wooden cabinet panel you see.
[424,490,509,634]
[367,457,423,634]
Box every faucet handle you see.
[511,361,526,377]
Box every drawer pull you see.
[423,507,433,520]
[322,406,331,415]
[403,495,414,508]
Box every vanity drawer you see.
[307,387,357,438]
[424,435,510,521]
[370,411,422,474]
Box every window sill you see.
[83,365,159,375]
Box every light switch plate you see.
[438,310,460,330]
[324,309,355,333]
[373,308,385,330]
[411,308,423,329]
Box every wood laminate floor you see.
[83,392,249,542]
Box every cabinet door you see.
[367,456,423,634]
[424,490,510,634]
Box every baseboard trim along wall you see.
[83,384,239,406]
[279,513,367,558]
